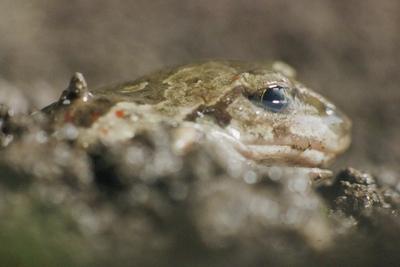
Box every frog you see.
[0,61,356,263]
[41,60,351,185]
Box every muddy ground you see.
[0,1,399,266]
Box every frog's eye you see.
[250,85,289,112]
[261,85,288,111]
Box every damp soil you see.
[0,108,399,267]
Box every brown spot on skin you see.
[291,143,310,151]
[185,108,205,122]
[231,74,241,82]
[190,105,232,127]
[91,111,101,122]
[115,110,125,118]
[64,110,74,123]
[71,98,114,127]
[272,123,289,138]
[45,97,115,129]
[185,86,245,127]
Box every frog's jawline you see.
[239,145,329,168]
[207,126,332,168]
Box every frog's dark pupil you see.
[261,85,288,112]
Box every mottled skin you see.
[43,61,351,183]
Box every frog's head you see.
[200,65,352,168]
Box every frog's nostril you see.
[326,106,351,125]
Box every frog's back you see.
[93,60,276,107]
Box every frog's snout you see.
[323,107,352,155]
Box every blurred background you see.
[0,0,399,175]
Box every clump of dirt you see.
[0,110,398,267]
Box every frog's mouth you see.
[237,143,334,168]
[204,128,338,185]
[220,112,351,169]
[242,134,351,168]
[236,143,340,185]
[207,127,350,169]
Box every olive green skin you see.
[43,61,351,174]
